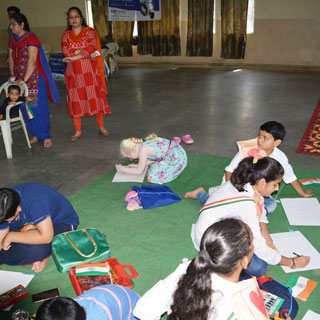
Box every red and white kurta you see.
[61,27,110,118]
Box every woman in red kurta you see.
[61,7,111,142]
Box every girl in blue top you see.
[116,133,187,184]
[0,183,79,273]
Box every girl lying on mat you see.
[133,218,295,320]
[36,284,140,320]
[187,157,310,277]
[0,183,79,273]
[116,133,187,184]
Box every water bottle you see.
[12,309,29,320]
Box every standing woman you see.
[8,13,59,147]
[62,7,111,142]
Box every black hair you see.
[36,297,86,320]
[7,6,20,15]
[10,13,30,32]
[168,218,253,320]
[0,188,21,224]
[66,7,88,30]
[231,157,284,192]
[260,121,286,141]
[8,85,21,94]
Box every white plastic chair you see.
[42,44,50,61]
[0,81,31,159]
[105,42,119,75]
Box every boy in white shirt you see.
[185,121,313,214]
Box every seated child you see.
[116,133,187,184]
[186,121,313,215]
[0,183,79,273]
[36,284,140,320]
[189,157,310,277]
[0,84,25,120]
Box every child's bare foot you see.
[31,257,49,273]
[184,187,205,200]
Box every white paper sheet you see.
[280,198,320,226]
[270,231,320,273]
[302,310,320,320]
[112,167,147,183]
[0,270,35,295]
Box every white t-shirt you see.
[191,181,281,265]
[224,147,297,184]
[133,260,260,320]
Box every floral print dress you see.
[144,137,187,184]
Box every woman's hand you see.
[16,79,26,86]
[74,49,81,55]
[63,56,75,63]
[8,76,16,83]
[294,256,310,268]
[116,164,123,172]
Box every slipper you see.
[172,136,181,144]
[127,199,143,211]
[125,190,138,202]
[182,134,194,144]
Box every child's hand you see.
[1,234,12,251]
[295,255,310,268]
[128,163,138,168]
[274,311,291,320]
[26,97,32,102]
[115,164,123,172]
[301,189,314,197]
[266,238,277,250]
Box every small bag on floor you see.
[52,228,110,273]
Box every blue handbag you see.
[131,185,181,209]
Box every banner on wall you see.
[108,0,161,21]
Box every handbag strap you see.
[65,229,98,258]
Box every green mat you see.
[1,153,320,320]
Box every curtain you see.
[137,0,181,56]
[221,0,248,59]
[186,0,214,57]
[91,0,113,45]
[113,21,134,56]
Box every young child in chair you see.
[186,121,313,214]
[0,85,26,120]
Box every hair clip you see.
[252,156,259,164]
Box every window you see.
[86,0,94,28]
[246,0,255,34]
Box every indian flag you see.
[75,262,111,276]
[286,275,318,302]
[299,178,320,186]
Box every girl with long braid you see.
[133,218,295,319]
[116,133,187,184]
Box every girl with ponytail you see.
[190,157,310,277]
[116,133,187,184]
[134,218,293,320]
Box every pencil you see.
[269,315,283,320]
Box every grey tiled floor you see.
[0,65,319,196]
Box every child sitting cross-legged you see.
[0,84,26,120]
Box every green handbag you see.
[52,228,111,273]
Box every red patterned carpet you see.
[297,99,320,155]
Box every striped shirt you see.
[75,285,139,320]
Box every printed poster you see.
[108,0,161,21]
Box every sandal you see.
[172,137,181,144]
[182,134,194,144]
[99,128,110,137]
[43,138,52,148]
[127,198,143,211]
[29,136,38,144]
[70,132,82,142]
